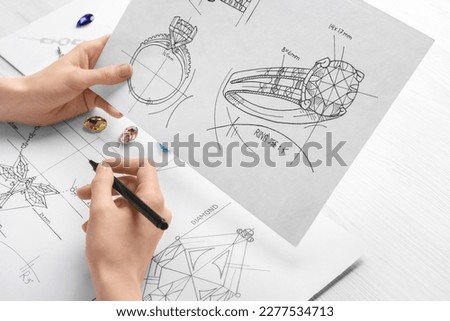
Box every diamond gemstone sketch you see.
[143,228,255,301]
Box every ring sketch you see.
[0,153,59,210]
[143,228,255,301]
[126,16,197,114]
[223,57,365,125]
[210,46,373,171]
[189,0,258,26]
[220,0,253,13]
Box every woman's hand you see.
[77,159,172,301]
[0,35,132,126]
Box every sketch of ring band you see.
[127,16,198,105]
[223,58,365,125]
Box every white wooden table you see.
[0,0,449,300]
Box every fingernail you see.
[119,64,132,78]
[98,161,111,171]
[77,184,89,192]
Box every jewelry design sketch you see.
[0,241,40,285]
[127,16,198,106]
[0,153,59,209]
[143,228,255,301]
[223,58,365,125]
[220,0,253,13]
[189,0,258,26]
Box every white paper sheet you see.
[0,0,130,75]
[0,0,363,301]
[0,113,362,301]
[92,0,433,245]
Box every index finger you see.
[136,159,161,196]
[107,158,164,213]
[90,162,115,209]
[103,158,150,174]
[103,158,161,192]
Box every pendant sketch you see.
[0,124,91,241]
[143,228,255,301]
[125,16,197,124]
[0,153,59,210]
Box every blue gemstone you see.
[159,143,169,153]
[76,14,95,28]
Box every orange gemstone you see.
[83,116,107,133]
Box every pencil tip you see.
[88,160,98,171]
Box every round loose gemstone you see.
[83,116,108,133]
[120,126,139,144]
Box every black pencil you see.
[88,160,169,231]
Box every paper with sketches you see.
[0,0,130,75]
[0,114,362,301]
[93,0,434,245]
[0,0,364,300]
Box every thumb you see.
[82,64,133,87]
[90,162,115,209]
